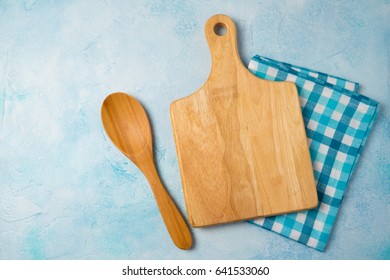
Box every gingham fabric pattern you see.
[248,55,379,251]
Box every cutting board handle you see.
[205,14,245,80]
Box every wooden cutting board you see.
[170,14,318,227]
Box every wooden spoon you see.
[101,92,192,250]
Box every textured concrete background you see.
[0,0,389,259]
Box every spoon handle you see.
[134,151,192,250]
[149,172,193,250]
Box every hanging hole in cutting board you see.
[214,23,227,36]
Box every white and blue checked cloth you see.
[248,55,379,251]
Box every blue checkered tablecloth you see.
[248,55,379,251]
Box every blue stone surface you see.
[0,0,389,259]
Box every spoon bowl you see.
[102,93,151,162]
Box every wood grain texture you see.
[170,15,318,227]
[101,92,192,249]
